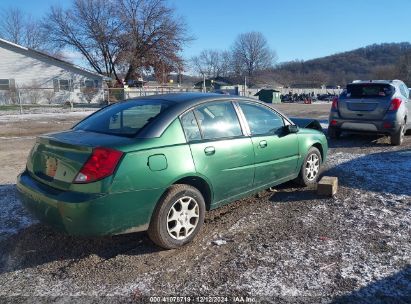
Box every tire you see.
[390,124,405,146]
[328,127,341,139]
[148,184,205,249]
[295,147,322,186]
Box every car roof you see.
[351,79,403,86]
[137,92,246,105]
[130,93,284,138]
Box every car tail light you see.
[383,121,393,129]
[331,97,338,110]
[74,147,123,183]
[388,98,402,111]
[330,120,337,126]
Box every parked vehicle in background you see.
[328,80,411,145]
[17,93,328,249]
[317,93,337,102]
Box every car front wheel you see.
[296,147,322,186]
[148,184,205,249]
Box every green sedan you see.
[17,93,328,249]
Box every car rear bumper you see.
[329,115,401,135]
[17,170,162,236]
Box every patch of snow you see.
[0,111,95,122]
[0,136,36,140]
[326,150,411,196]
[0,273,153,297]
[212,239,227,246]
[0,185,37,242]
[233,188,410,297]
[320,121,329,130]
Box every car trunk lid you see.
[338,83,394,120]
[27,130,132,190]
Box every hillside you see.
[273,42,411,87]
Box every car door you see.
[180,101,255,205]
[237,101,299,188]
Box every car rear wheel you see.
[328,127,341,139]
[295,147,322,186]
[391,124,405,146]
[148,184,205,249]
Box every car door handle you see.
[204,146,215,155]
[259,140,267,148]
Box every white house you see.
[0,38,109,104]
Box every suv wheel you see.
[295,147,322,186]
[391,124,405,146]
[328,127,341,139]
[148,184,205,249]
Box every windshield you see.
[343,83,394,99]
[74,99,172,137]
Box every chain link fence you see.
[106,86,203,103]
[0,86,343,107]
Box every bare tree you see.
[219,50,233,77]
[43,0,189,83]
[232,31,277,77]
[43,0,122,81]
[116,0,190,82]
[0,7,48,50]
[191,49,229,78]
[396,51,411,85]
[371,65,398,81]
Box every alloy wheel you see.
[166,196,199,240]
[305,153,320,181]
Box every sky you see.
[2,0,411,64]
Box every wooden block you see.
[317,176,338,196]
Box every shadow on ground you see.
[0,222,158,275]
[328,133,392,148]
[269,182,326,203]
[332,265,411,304]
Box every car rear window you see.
[344,84,394,98]
[74,99,171,137]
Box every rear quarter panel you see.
[105,119,200,228]
[111,119,197,193]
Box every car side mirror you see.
[285,124,299,134]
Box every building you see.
[194,76,235,91]
[0,38,108,104]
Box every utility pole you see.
[203,73,206,93]
[18,87,22,115]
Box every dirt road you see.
[0,103,409,303]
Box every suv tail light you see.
[330,119,338,126]
[331,97,338,110]
[388,98,402,111]
[74,147,123,183]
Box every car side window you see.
[107,104,162,135]
[180,111,202,141]
[193,102,243,140]
[239,102,284,135]
[400,84,409,98]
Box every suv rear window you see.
[74,99,171,137]
[344,84,394,98]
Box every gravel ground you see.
[0,104,410,303]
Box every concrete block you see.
[317,176,338,197]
